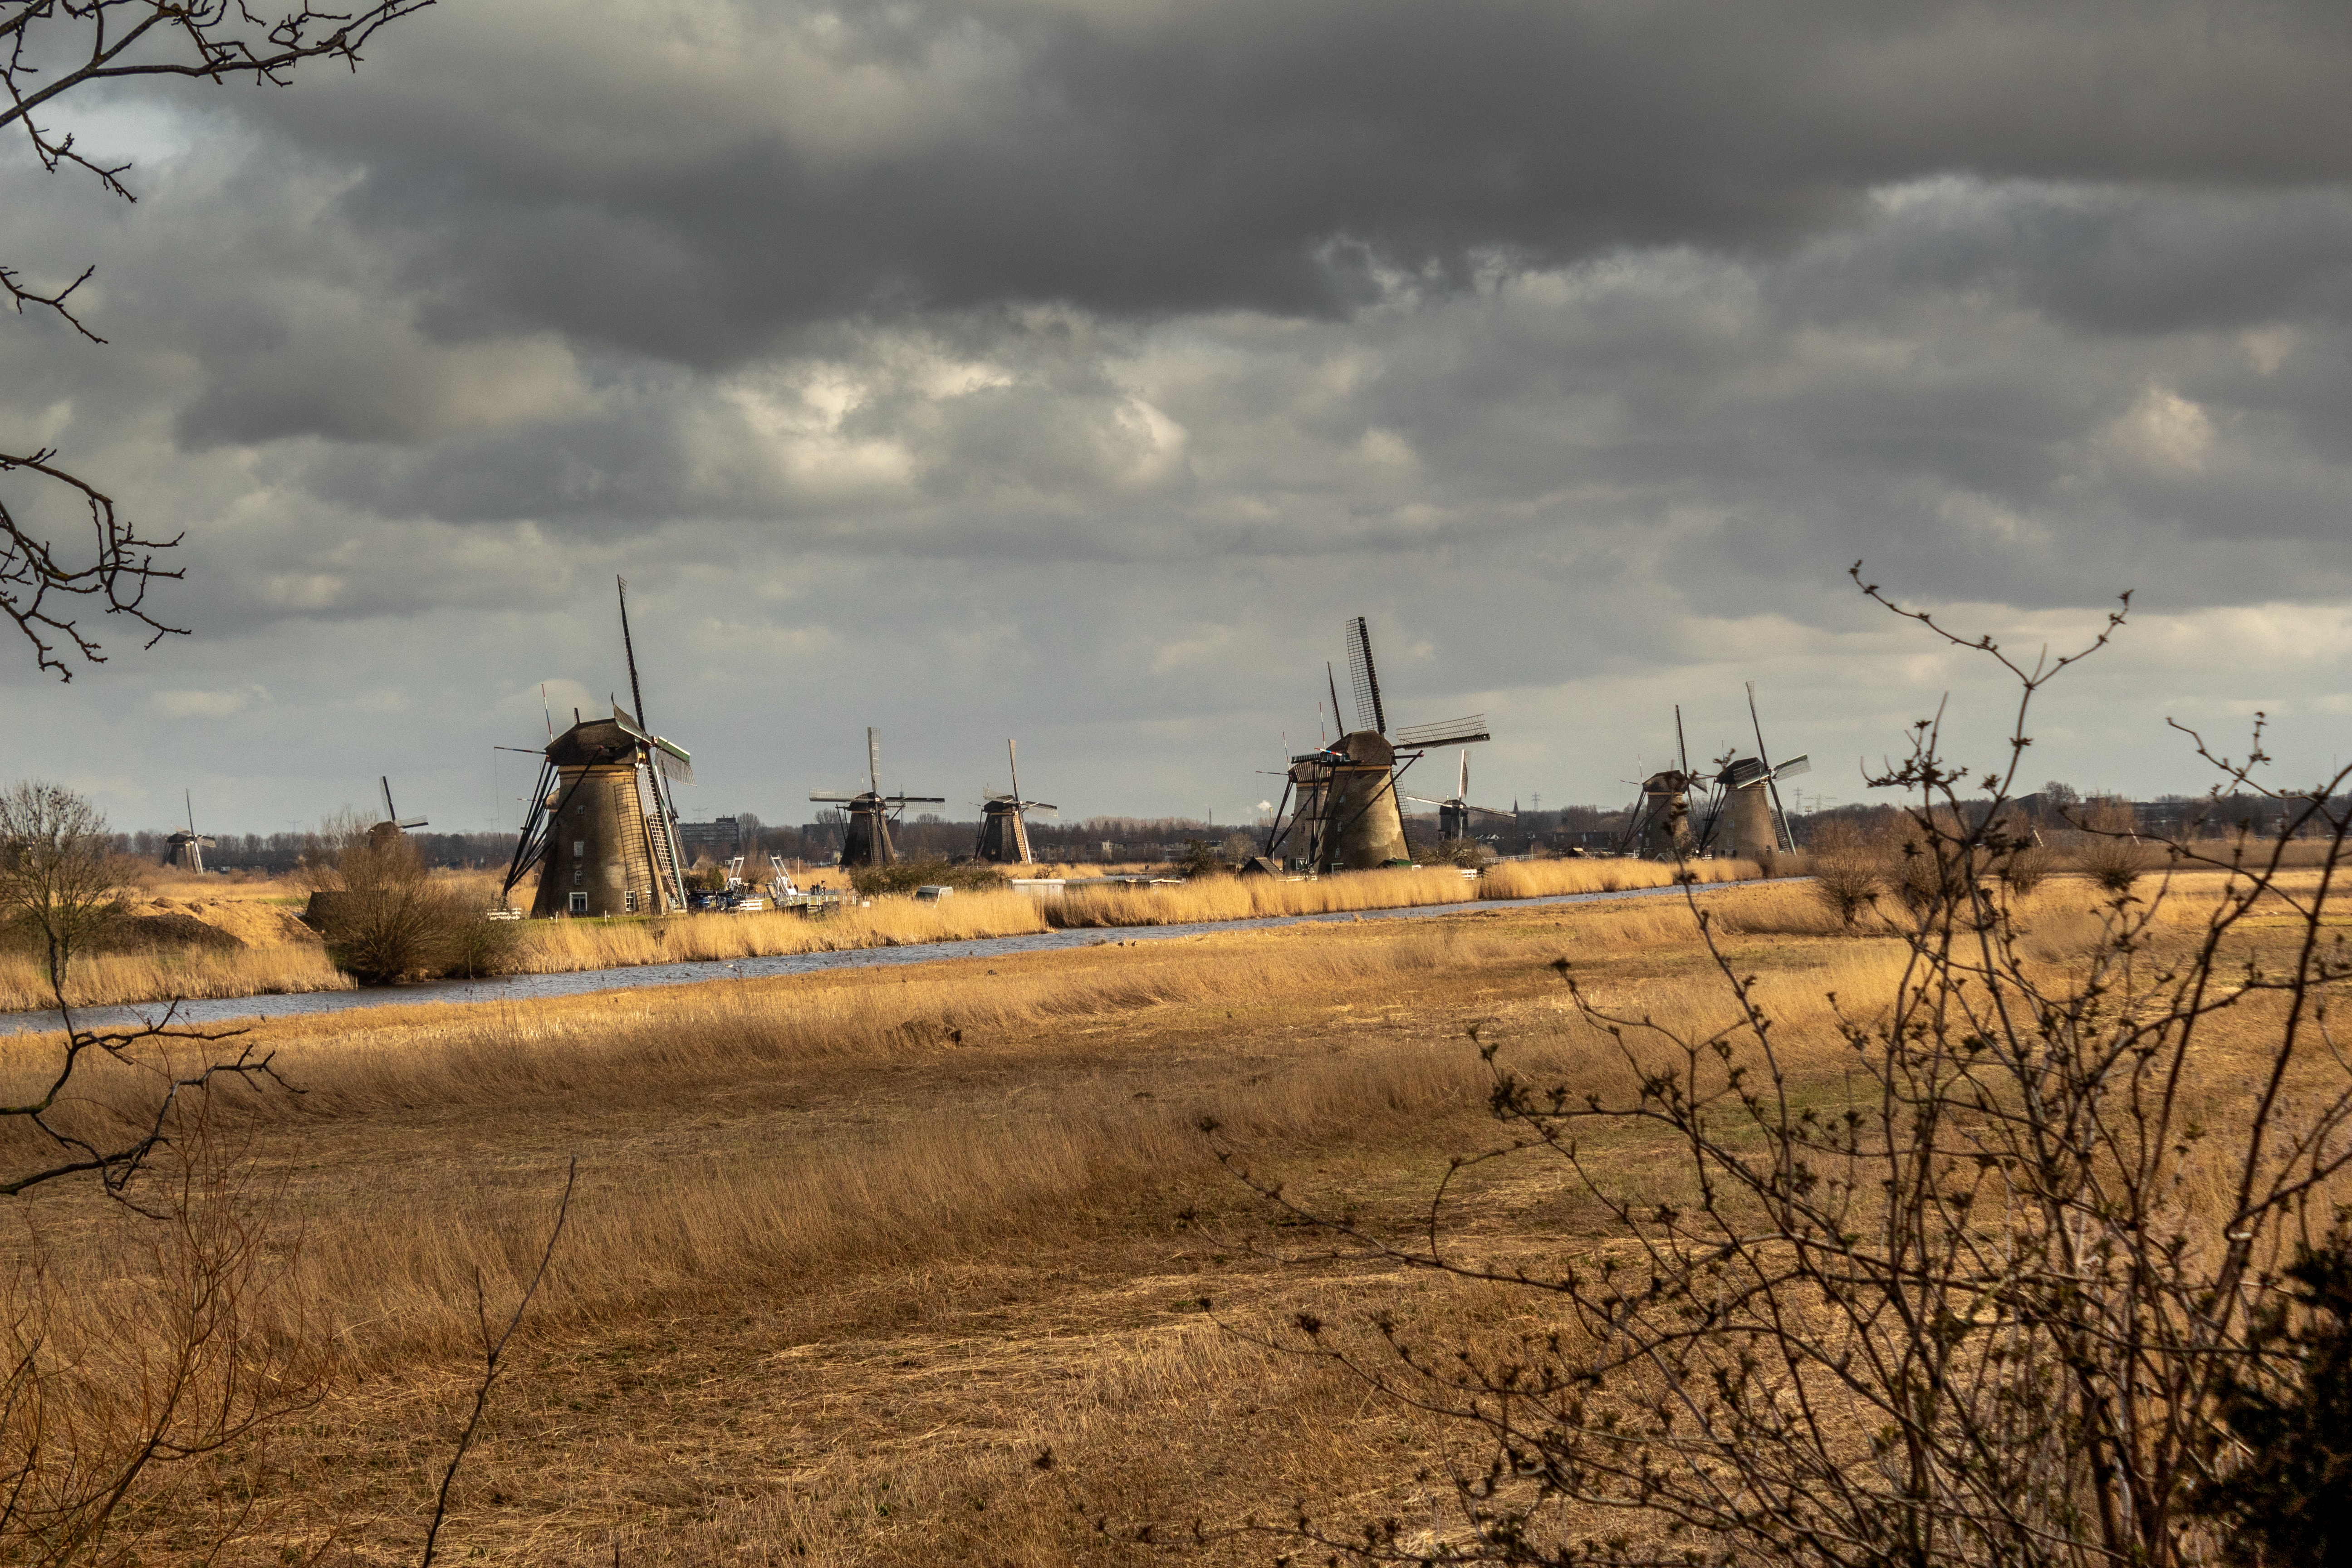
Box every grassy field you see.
[0,868,2332,1563]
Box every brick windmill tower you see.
[499,579,694,916]
[975,739,1055,863]
[810,729,945,868]
[1264,617,1490,872]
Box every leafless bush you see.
[1217,574,2352,1567]
[0,780,289,1198]
[299,813,521,982]
[2074,831,2159,892]
[1809,850,1882,925]
[1998,839,2057,893]
[1799,818,1880,925]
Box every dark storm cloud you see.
[14,0,2352,828]
[218,0,2352,368]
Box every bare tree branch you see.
[419,1156,578,1568]
[2,0,436,676]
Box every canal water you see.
[0,879,1760,1038]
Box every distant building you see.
[676,816,743,865]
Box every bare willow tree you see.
[3,0,435,677]
[0,779,291,1198]
[1214,569,2352,1566]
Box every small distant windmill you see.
[371,776,428,845]
[499,578,696,916]
[1405,750,1514,843]
[1263,617,1490,872]
[975,739,1055,864]
[162,789,215,872]
[810,728,945,868]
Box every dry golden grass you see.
[0,863,2336,1563]
[1478,856,1758,899]
[0,942,351,1012]
[516,887,1056,973]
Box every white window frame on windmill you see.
[569,892,588,915]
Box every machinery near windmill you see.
[810,729,945,869]
[1263,617,1490,872]
[975,739,1055,864]
[499,578,696,917]
[1405,749,1514,844]
[162,790,214,872]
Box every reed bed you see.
[512,888,1055,973]
[0,942,351,1012]
[1045,864,1477,927]
[1478,856,1759,900]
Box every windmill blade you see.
[1458,749,1470,802]
[617,576,650,738]
[1023,800,1059,813]
[396,814,428,830]
[611,702,649,743]
[1772,754,1813,780]
[1746,680,1797,854]
[652,735,694,784]
[867,727,881,797]
[381,775,398,820]
[809,791,860,803]
[1344,615,1387,734]
[1464,802,1514,819]
[1392,716,1490,748]
[1402,795,1450,808]
[885,795,948,806]
[1007,738,1022,810]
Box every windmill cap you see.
[1340,730,1396,767]
[545,717,639,768]
[1718,757,1773,788]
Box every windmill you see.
[1405,750,1514,843]
[809,728,945,868]
[1713,683,1808,857]
[371,776,428,846]
[497,578,697,917]
[975,738,1055,864]
[162,789,215,872]
[1262,617,1491,872]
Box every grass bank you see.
[1,858,1766,1012]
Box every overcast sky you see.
[7,0,2352,837]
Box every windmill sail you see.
[1345,615,1387,734]
[1392,715,1490,748]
